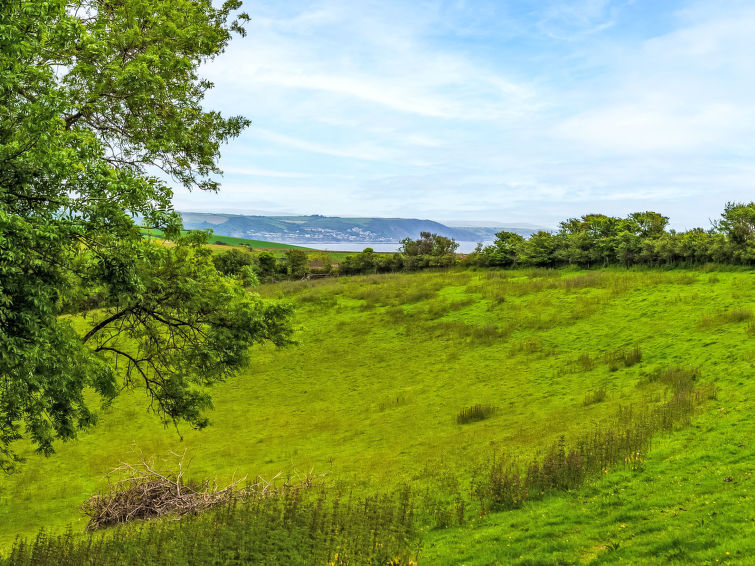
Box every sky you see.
[174,0,755,229]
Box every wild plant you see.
[510,337,542,355]
[583,385,607,406]
[457,404,499,425]
[575,353,596,371]
[3,487,419,566]
[605,346,642,370]
[377,393,411,412]
[699,308,754,328]
[474,366,712,513]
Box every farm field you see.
[141,227,372,262]
[0,268,753,563]
[142,228,314,252]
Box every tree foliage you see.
[0,0,293,470]
[473,205,754,269]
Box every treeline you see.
[473,202,755,269]
[210,202,755,282]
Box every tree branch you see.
[82,307,133,343]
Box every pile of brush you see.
[81,454,248,530]
[81,452,324,530]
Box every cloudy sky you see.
[175,0,755,229]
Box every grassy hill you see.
[0,268,753,563]
[141,227,377,263]
[141,228,314,251]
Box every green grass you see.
[1,268,753,563]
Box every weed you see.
[473,367,711,512]
[510,338,542,355]
[605,346,642,370]
[378,393,411,412]
[3,488,418,566]
[576,353,596,371]
[647,366,701,392]
[700,308,754,328]
[583,386,607,406]
[457,405,499,425]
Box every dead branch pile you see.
[81,453,323,531]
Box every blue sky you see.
[176,0,755,229]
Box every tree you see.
[339,248,377,275]
[309,252,332,274]
[484,231,525,267]
[716,202,755,245]
[255,251,279,280]
[628,211,669,238]
[521,231,559,267]
[715,202,755,264]
[284,249,309,278]
[213,248,254,276]
[0,0,293,470]
[399,232,459,269]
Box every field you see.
[141,228,315,252]
[1,268,753,563]
[141,227,374,263]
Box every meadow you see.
[141,228,315,253]
[0,268,753,564]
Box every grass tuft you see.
[582,385,607,406]
[457,405,499,425]
[700,308,754,328]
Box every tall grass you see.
[699,308,754,328]
[457,405,499,425]
[472,368,714,513]
[605,346,643,370]
[2,488,418,566]
[582,385,607,406]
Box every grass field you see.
[141,227,378,262]
[141,228,315,252]
[1,268,753,563]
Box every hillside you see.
[141,228,314,251]
[1,268,753,564]
[179,212,539,244]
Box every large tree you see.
[0,0,293,471]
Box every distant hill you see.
[179,212,539,244]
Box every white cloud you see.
[252,128,398,161]
[222,166,313,178]
[177,0,755,229]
